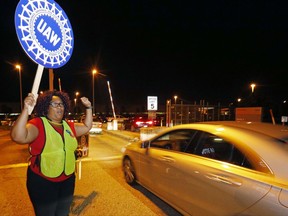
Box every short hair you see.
[34,90,71,119]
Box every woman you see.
[11,90,92,216]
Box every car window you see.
[149,129,272,173]
[194,133,232,161]
[150,129,198,152]
[192,131,254,169]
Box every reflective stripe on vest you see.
[40,117,78,178]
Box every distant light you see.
[250,83,256,93]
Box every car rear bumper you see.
[89,128,102,134]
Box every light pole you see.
[15,65,23,111]
[75,91,79,114]
[92,69,97,115]
[174,95,177,126]
[250,83,256,93]
[166,100,171,127]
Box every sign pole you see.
[28,64,44,115]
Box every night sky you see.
[1,0,287,110]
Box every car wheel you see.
[80,135,87,146]
[123,157,137,185]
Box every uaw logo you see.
[15,0,74,68]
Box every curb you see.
[103,129,140,142]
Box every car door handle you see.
[205,173,242,186]
[160,156,175,163]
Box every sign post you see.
[15,0,74,114]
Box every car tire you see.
[123,157,137,185]
[80,135,87,146]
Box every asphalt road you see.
[0,128,182,216]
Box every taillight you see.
[146,120,153,125]
[135,121,143,126]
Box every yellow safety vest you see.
[40,117,78,178]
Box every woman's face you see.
[47,96,64,122]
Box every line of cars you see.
[122,115,164,132]
[68,113,166,136]
[84,113,164,132]
[122,121,288,215]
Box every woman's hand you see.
[24,93,36,110]
[75,97,93,137]
[80,97,91,108]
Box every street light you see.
[250,83,256,93]
[75,91,79,113]
[174,95,178,126]
[15,64,23,111]
[92,69,98,115]
[166,99,171,127]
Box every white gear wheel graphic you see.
[15,0,73,68]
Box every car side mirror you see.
[141,141,149,148]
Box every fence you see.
[166,101,233,126]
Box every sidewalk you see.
[0,129,159,216]
[0,160,159,216]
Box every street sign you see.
[147,96,158,111]
[15,0,74,68]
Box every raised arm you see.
[74,97,93,137]
[10,93,39,144]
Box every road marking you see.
[0,163,28,169]
[78,155,122,162]
[0,156,122,170]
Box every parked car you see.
[122,121,288,216]
[75,132,89,158]
[66,115,90,157]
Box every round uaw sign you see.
[15,0,74,68]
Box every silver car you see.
[122,121,288,216]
